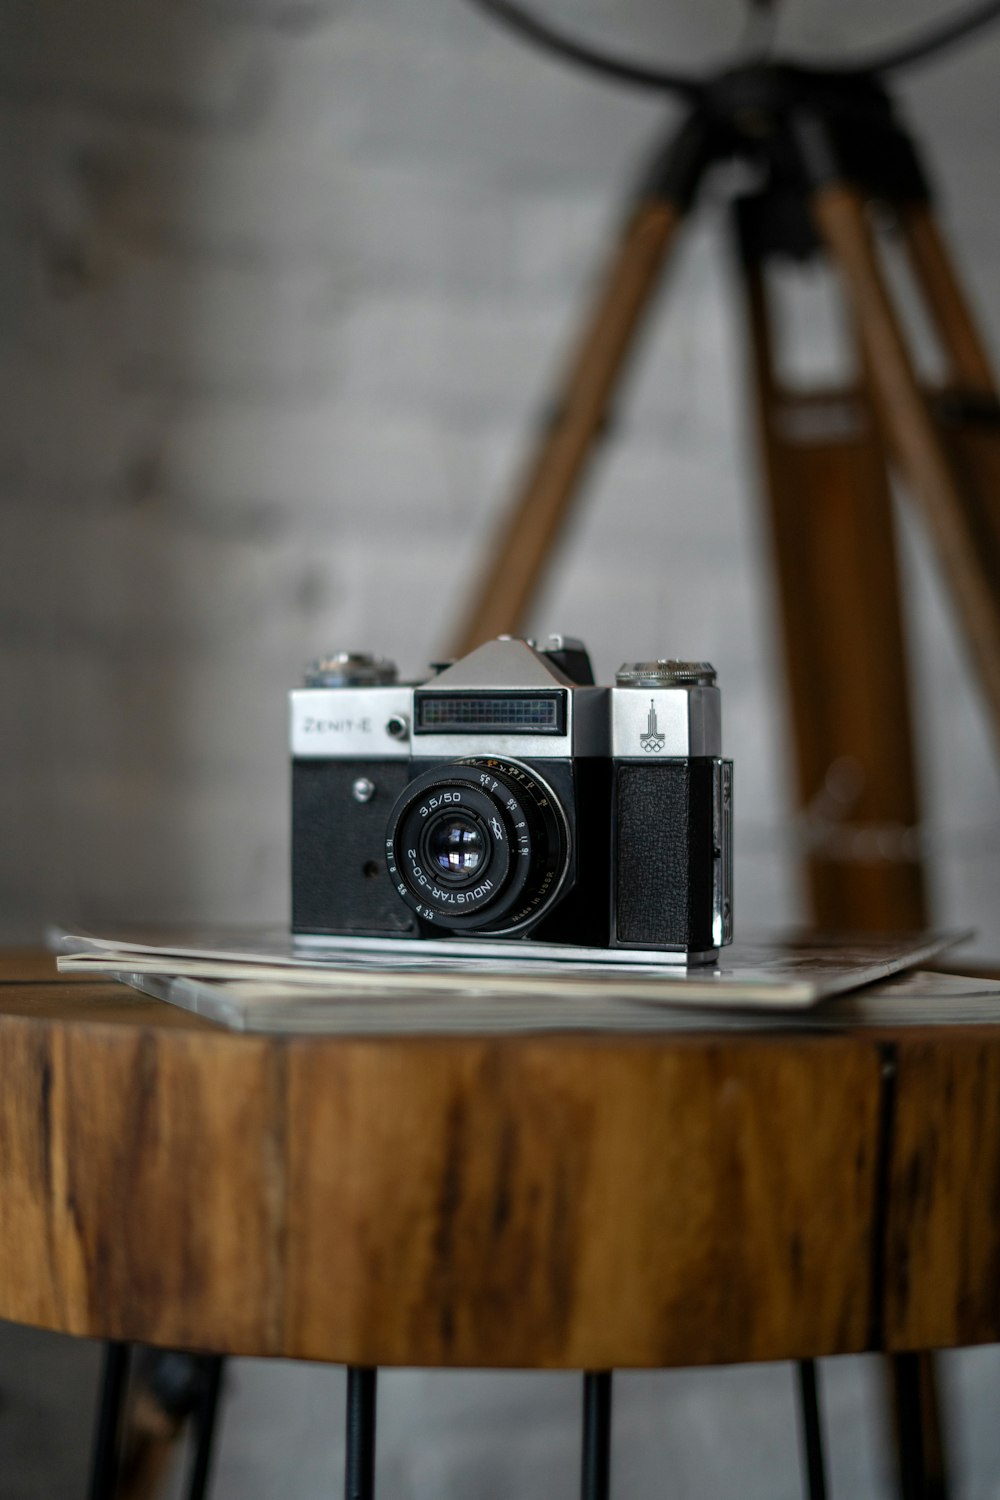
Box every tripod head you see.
[640,61,930,214]
[461,0,1000,232]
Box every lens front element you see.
[423,812,487,880]
[385,758,569,934]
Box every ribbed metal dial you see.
[615,659,716,688]
[304,652,398,688]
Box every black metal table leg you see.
[581,1371,612,1500]
[345,1367,378,1500]
[796,1360,828,1500]
[186,1355,226,1500]
[87,1341,132,1500]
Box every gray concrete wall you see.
[3,1,1000,1494]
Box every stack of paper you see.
[49,925,1000,1036]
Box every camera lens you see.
[385,758,570,934]
[423,813,487,880]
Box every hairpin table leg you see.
[582,1371,612,1500]
[796,1360,828,1500]
[345,1367,378,1500]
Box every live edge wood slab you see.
[1,949,999,1370]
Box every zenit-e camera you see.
[290,635,732,960]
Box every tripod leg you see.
[809,184,1000,760]
[448,194,685,656]
[741,200,949,1498]
[898,203,995,393]
[740,239,927,929]
[88,1341,132,1500]
[888,1352,950,1500]
[117,1350,228,1500]
[802,182,961,1500]
[898,200,1000,602]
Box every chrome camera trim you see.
[610,684,721,760]
[291,685,413,759]
[295,931,719,966]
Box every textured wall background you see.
[3,1,1000,1495]
[3,0,1000,949]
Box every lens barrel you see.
[385,758,569,933]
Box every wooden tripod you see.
[449,63,1000,940]
[448,63,1000,1498]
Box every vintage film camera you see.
[290,636,733,960]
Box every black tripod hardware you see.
[633,62,931,252]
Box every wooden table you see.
[2,947,998,1370]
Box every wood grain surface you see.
[885,1031,1000,1352]
[1,954,998,1369]
[282,1032,879,1368]
[0,947,99,983]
